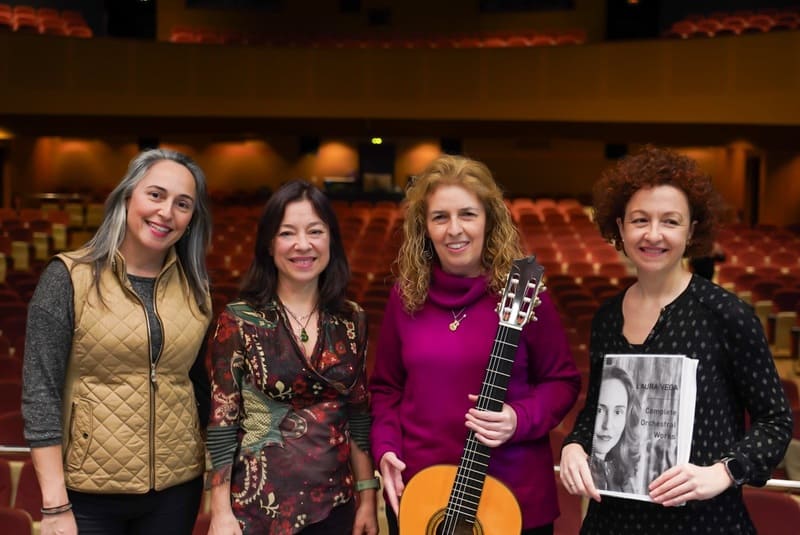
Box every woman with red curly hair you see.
[560,146,791,534]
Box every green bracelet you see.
[355,477,380,492]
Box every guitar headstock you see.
[497,255,545,330]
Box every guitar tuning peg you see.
[540,284,547,293]
[533,297,541,307]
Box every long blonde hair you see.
[396,155,523,312]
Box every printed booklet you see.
[590,354,697,501]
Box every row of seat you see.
[168,26,587,48]
[664,8,800,38]
[0,205,103,230]
[0,3,91,37]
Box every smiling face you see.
[271,198,331,291]
[617,185,695,276]
[120,160,196,263]
[593,377,629,459]
[425,184,486,277]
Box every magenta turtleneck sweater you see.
[369,265,580,529]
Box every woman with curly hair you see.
[369,154,580,535]
[590,364,641,494]
[560,145,792,534]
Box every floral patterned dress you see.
[207,299,369,535]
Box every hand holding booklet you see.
[590,354,698,501]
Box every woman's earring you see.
[422,239,433,261]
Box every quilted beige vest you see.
[58,248,210,493]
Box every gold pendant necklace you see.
[449,307,467,332]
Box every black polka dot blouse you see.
[565,274,793,534]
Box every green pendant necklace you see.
[284,304,315,343]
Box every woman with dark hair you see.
[590,365,641,494]
[22,148,213,535]
[560,146,792,534]
[206,180,377,535]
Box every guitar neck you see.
[444,325,522,526]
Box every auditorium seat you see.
[550,427,567,465]
[0,507,32,535]
[0,411,24,447]
[744,14,775,33]
[554,30,586,45]
[751,280,783,302]
[12,460,42,522]
[664,20,697,39]
[743,488,800,535]
[734,272,761,292]
[66,24,92,38]
[0,357,22,379]
[597,263,629,280]
[770,250,800,270]
[0,378,21,413]
[36,8,59,20]
[506,35,531,47]
[734,249,767,269]
[695,19,722,37]
[193,512,211,535]
[715,264,744,285]
[566,261,596,279]
[0,458,11,506]
[554,476,583,535]
[773,289,800,312]
[11,5,34,18]
[528,34,560,46]
[11,12,37,33]
[770,311,798,356]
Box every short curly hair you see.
[592,145,722,257]
[395,154,524,313]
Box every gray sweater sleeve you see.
[21,259,75,448]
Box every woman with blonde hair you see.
[370,154,580,535]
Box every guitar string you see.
[444,333,501,533]
[444,280,537,530]
[444,324,513,532]
[445,326,509,532]
[454,325,509,518]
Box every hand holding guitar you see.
[560,443,601,502]
[379,451,407,515]
[465,393,518,447]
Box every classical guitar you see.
[399,256,546,535]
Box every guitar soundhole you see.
[426,509,484,535]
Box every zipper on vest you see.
[150,277,167,384]
[148,272,168,488]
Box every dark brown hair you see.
[239,180,350,312]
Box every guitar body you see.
[399,465,522,535]
[397,257,543,535]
